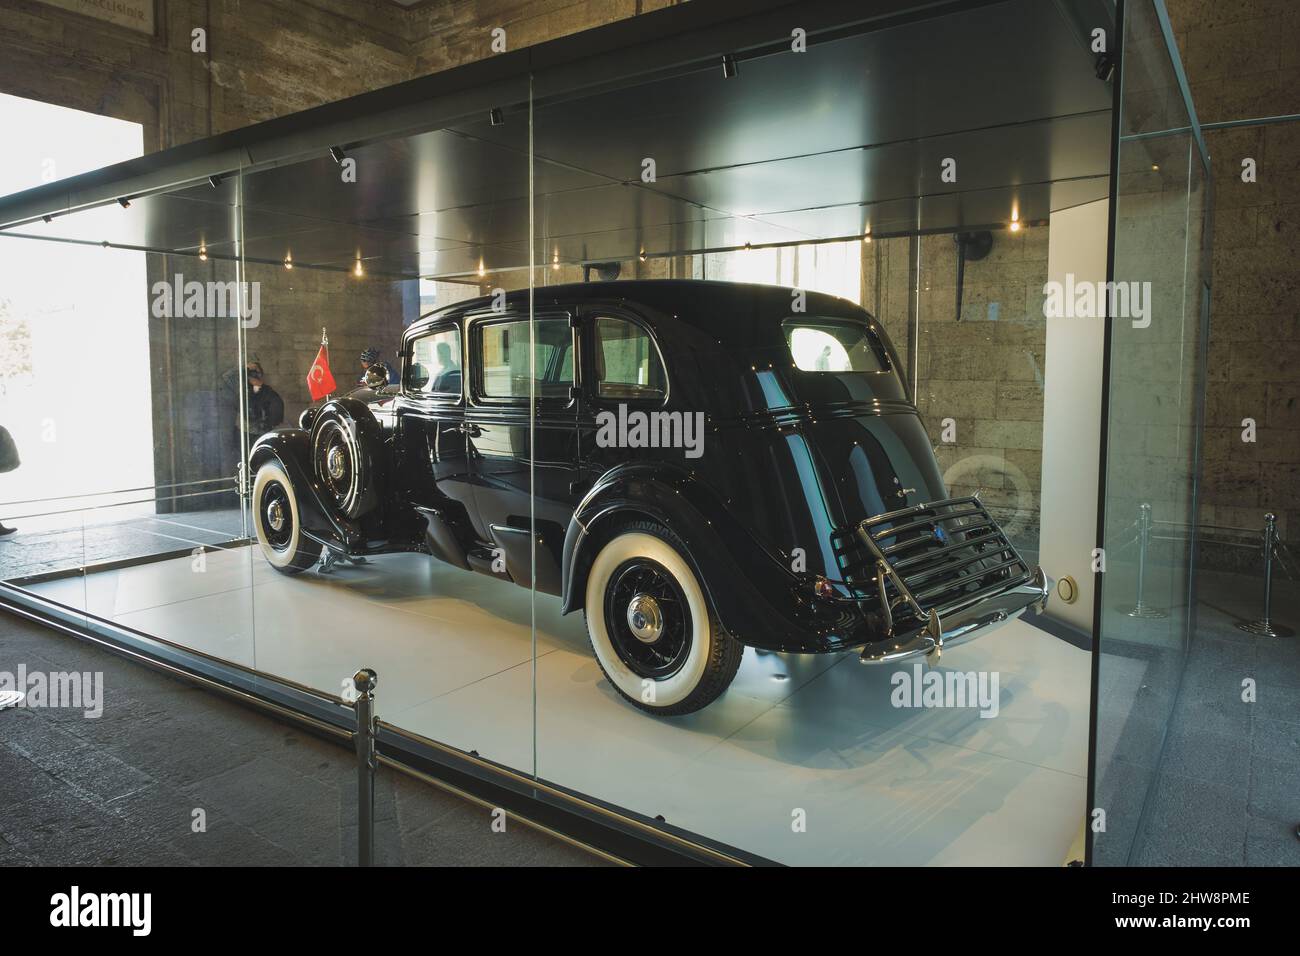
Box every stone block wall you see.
[862,228,1051,552]
[1165,0,1300,553]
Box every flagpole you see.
[322,326,331,401]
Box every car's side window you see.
[477,315,572,401]
[405,326,462,397]
[594,316,665,401]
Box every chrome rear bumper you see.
[852,496,1051,664]
[858,566,1050,663]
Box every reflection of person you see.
[435,341,459,375]
[246,363,284,436]
[431,339,461,394]
[815,345,833,371]
[219,366,245,478]
[359,347,399,385]
[0,424,19,537]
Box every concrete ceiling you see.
[1,0,1114,280]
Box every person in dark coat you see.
[359,347,399,386]
[245,363,284,437]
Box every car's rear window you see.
[783,319,888,373]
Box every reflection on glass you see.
[406,326,462,396]
[1092,0,1209,866]
[477,316,572,399]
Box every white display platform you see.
[29,546,1089,865]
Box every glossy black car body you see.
[250,280,1047,710]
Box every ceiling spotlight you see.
[284,253,293,270]
[330,146,347,164]
[722,54,738,79]
[117,197,131,209]
[354,258,364,277]
[552,249,560,271]
[478,259,486,277]
[863,227,872,244]
[489,107,504,127]
[198,242,208,261]
[1151,163,1160,171]
[638,250,647,262]
[1009,207,1021,232]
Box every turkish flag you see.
[306,344,337,401]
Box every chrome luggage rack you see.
[855,495,1049,664]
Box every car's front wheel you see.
[252,460,322,574]
[584,521,743,715]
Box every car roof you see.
[404,279,872,342]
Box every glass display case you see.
[0,0,1248,866]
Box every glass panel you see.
[1093,0,1206,865]
[529,1,1103,865]
[235,74,537,773]
[912,224,1052,564]
[0,175,251,658]
[0,0,1159,867]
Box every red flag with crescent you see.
[306,344,336,401]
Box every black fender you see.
[560,463,861,653]
[309,396,387,520]
[248,428,368,552]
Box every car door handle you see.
[454,423,481,437]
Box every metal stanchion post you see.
[353,668,378,867]
[1119,502,1167,619]
[1237,514,1294,638]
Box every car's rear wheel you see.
[252,460,322,574]
[584,521,743,715]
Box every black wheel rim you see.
[260,480,293,551]
[603,557,692,680]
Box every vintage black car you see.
[249,280,1048,715]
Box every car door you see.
[394,321,476,532]
[576,306,670,489]
[464,309,579,577]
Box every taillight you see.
[812,575,836,600]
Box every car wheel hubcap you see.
[626,594,663,643]
[266,499,285,532]
[260,481,293,551]
[326,445,347,481]
[604,557,692,680]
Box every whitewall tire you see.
[584,521,743,715]
[252,459,322,574]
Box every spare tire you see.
[310,398,385,519]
